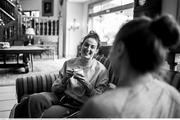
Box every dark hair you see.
[114,14,180,74]
[81,30,101,49]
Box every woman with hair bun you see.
[80,14,180,118]
[14,31,109,118]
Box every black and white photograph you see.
[0,0,180,119]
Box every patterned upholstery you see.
[16,73,58,103]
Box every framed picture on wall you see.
[42,0,54,16]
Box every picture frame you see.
[42,0,54,17]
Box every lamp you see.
[25,28,35,45]
[68,18,80,31]
[0,18,5,26]
[0,19,5,42]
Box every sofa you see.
[9,52,180,118]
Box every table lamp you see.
[25,28,35,45]
[0,18,5,26]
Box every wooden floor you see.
[0,58,68,118]
[0,85,16,118]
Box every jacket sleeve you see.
[87,65,109,96]
[51,61,67,94]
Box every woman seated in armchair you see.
[14,31,109,118]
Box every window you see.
[88,0,134,45]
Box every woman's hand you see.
[74,72,93,92]
[66,69,74,78]
[62,70,74,85]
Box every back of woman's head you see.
[114,14,180,74]
[81,30,101,49]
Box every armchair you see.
[9,54,118,118]
[16,73,58,103]
[9,73,58,117]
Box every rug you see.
[0,58,68,86]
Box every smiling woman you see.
[14,31,109,118]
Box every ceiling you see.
[21,0,90,2]
[68,0,90,3]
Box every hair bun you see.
[89,30,96,34]
[88,30,100,40]
[149,14,180,48]
[89,30,98,36]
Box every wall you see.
[50,0,180,58]
[82,2,88,37]
[21,0,64,58]
[82,0,102,37]
[21,0,41,11]
[21,0,86,58]
[65,0,102,58]
[66,2,84,58]
[21,0,102,58]
[161,0,178,18]
[21,0,60,19]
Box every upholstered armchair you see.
[9,54,118,118]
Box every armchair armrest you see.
[16,73,58,103]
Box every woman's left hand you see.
[73,72,93,91]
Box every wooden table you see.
[34,45,56,60]
[0,46,46,73]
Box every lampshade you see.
[0,18,5,26]
[25,28,35,35]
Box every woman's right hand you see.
[62,70,74,85]
[73,72,93,92]
[66,69,74,78]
